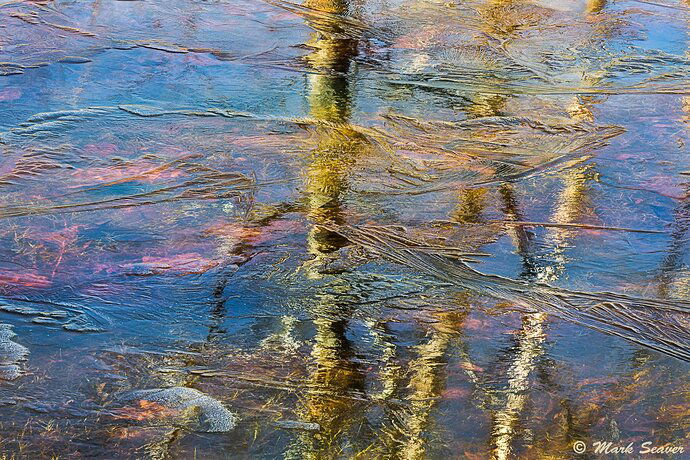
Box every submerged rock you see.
[0,323,29,380]
[116,387,238,432]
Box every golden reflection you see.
[460,0,539,272]
[374,294,471,460]
[466,93,509,119]
[492,1,606,452]
[399,309,468,459]
[499,183,537,279]
[286,313,366,459]
[368,320,403,401]
[458,1,602,457]
[452,0,512,233]
[453,188,487,224]
[479,0,529,38]
[540,163,596,282]
[586,0,607,14]
[295,0,616,458]
[542,0,608,281]
[287,1,370,457]
[465,0,514,119]
[301,0,367,267]
[469,3,552,458]
[491,312,546,460]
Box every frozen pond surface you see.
[0,0,689,458]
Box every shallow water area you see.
[0,0,689,458]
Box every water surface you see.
[0,0,689,458]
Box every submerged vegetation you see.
[0,0,689,458]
